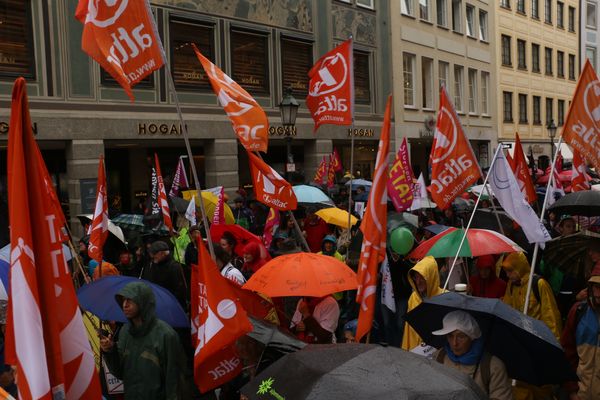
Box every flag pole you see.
[442,145,503,290]
[347,36,355,231]
[522,136,563,314]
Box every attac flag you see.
[313,156,327,185]
[355,95,392,342]
[247,151,297,211]
[429,87,482,209]
[572,149,590,191]
[194,45,269,153]
[75,0,165,101]
[331,148,343,172]
[327,155,336,188]
[169,157,189,198]
[7,78,102,399]
[306,39,353,132]
[562,60,600,171]
[511,133,537,203]
[154,154,173,232]
[387,137,414,212]
[191,239,252,392]
[262,208,280,249]
[88,155,109,264]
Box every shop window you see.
[170,18,215,90]
[281,38,312,98]
[231,30,269,96]
[0,0,35,79]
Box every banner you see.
[429,87,481,209]
[511,133,537,203]
[169,157,189,198]
[562,60,600,172]
[572,149,590,191]
[154,154,173,232]
[306,39,353,132]
[75,0,165,101]
[150,166,160,216]
[88,155,109,264]
[247,152,297,211]
[387,137,414,212]
[194,45,269,153]
[213,187,225,225]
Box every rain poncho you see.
[402,256,445,351]
[317,235,344,262]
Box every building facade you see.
[581,0,600,70]
[496,0,579,166]
[391,0,498,181]
[0,0,393,237]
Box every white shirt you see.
[221,263,246,286]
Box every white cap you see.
[431,310,481,340]
[454,283,467,292]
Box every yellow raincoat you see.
[401,256,445,351]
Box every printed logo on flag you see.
[83,0,129,27]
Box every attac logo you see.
[430,107,458,164]
[84,0,129,27]
[308,52,348,97]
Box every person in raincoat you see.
[317,235,344,262]
[401,256,445,351]
[100,281,185,400]
[469,255,506,299]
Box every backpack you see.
[435,348,493,395]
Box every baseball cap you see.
[431,310,481,340]
[149,241,169,255]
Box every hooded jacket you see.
[502,252,562,340]
[103,282,184,400]
[469,255,506,299]
[241,241,267,275]
[317,235,344,262]
[401,256,445,350]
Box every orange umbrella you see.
[243,252,357,297]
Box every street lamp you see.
[547,119,557,158]
[279,87,299,179]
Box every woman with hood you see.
[241,241,268,279]
[469,255,506,299]
[317,235,344,262]
[401,256,445,351]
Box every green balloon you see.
[390,227,414,255]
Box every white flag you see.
[185,195,197,226]
[409,173,429,210]
[489,150,551,245]
[380,256,396,312]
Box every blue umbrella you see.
[77,276,189,327]
[292,185,334,205]
[345,178,372,191]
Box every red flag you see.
[212,187,226,225]
[191,240,252,392]
[562,60,600,171]
[194,45,269,153]
[75,0,165,101]
[387,137,414,212]
[552,153,564,190]
[7,78,102,399]
[429,87,482,209]
[35,148,69,241]
[169,157,189,198]
[512,133,537,203]
[262,208,280,249]
[572,149,590,191]
[154,153,173,232]
[88,155,109,263]
[331,148,343,172]
[247,151,297,211]
[327,155,336,188]
[355,96,392,341]
[313,156,327,185]
[506,149,514,169]
[306,39,353,132]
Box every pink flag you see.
[262,208,280,249]
[387,137,414,212]
[212,187,226,225]
[169,157,189,198]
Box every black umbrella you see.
[404,292,576,386]
[470,209,514,234]
[548,190,600,217]
[543,230,600,286]
[241,343,487,400]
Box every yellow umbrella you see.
[181,190,234,224]
[315,207,358,228]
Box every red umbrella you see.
[210,224,267,258]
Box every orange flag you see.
[562,60,600,171]
[154,153,173,232]
[572,149,590,191]
[7,78,102,399]
[194,45,269,153]
[88,155,109,263]
[75,0,165,101]
[429,87,482,209]
[512,133,537,203]
[247,151,297,211]
[355,96,392,341]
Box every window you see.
[439,61,449,89]
[517,0,525,14]
[420,0,430,20]
[557,51,564,78]
[357,0,375,9]
[479,10,488,41]
[545,47,552,75]
[468,69,477,113]
[281,38,313,97]
[501,0,511,8]
[0,0,35,78]
[586,46,597,70]
[437,0,447,26]
[501,35,512,66]
[569,54,576,79]
[568,6,576,31]
[503,92,513,122]
[532,43,540,72]
[422,57,434,108]
[231,30,269,95]
[170,19,215,90]
[454,65,464,111]
[587,2,597,29]
[533,96,541,124]
[452,0,462,32]
[354,51,371,104]
[519,94,528,123]
[402,0,413,15]
[557,2,564,28]
[466,5,475,37]
[558,99,565,126]
[545,0,552,23]
[517,40,527,69]
[403,53,416,106]
[546,98,553,125]
[481,71,489,114]
[532,0,539,19]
